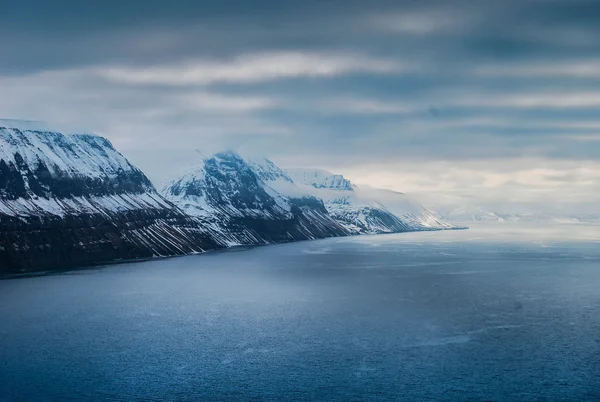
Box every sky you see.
[1,0,599,214]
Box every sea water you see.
[1,224,599,400]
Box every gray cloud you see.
[1,0,599,212]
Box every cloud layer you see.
[1,0,599,213]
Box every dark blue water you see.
[2,226,600,401]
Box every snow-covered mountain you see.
[163,151,350,246]
[1,120,459,274]
[284,167,455,233]
[164,153,456,241]
[286,168,355,191]
[0,119,218,273]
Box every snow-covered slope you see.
[0,118,459,274]
[287,168,355,191]
[357,186,456,230]
[163,152,350,246]
[0,120,218,273]
[284,167,455,233]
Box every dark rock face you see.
[0,209,218,274]
[289,196,353,239]
[0,151,153,200]
[0,128,153,200]
[0,123,218,274]
[203,152,289,219]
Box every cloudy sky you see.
[1,0,599,213]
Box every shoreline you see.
[0,226,467,280]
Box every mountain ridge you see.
[1,121,460,274]
[0,122,219,273]
[258,161,455,233]
[165,153,457,239]
[162,151,351,246]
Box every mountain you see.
[441,208,524,223]
[0,119,218,274]
[164,153,455,239]
[283,167,455,233]
[162,151,350,246]
[1,120,458,274]
[285,168,355,191]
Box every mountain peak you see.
[286,168,355,191]
[245,156,294,183]
[213,150,243,161]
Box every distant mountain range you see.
[439,207,600,225]
[0,119,458,274]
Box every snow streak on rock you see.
[0,118,458,274]
[163,152,350,246]
[0,120,218,273]
[164,152,456,245]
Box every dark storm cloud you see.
[3,0,600,72]
[1,0,400,73]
